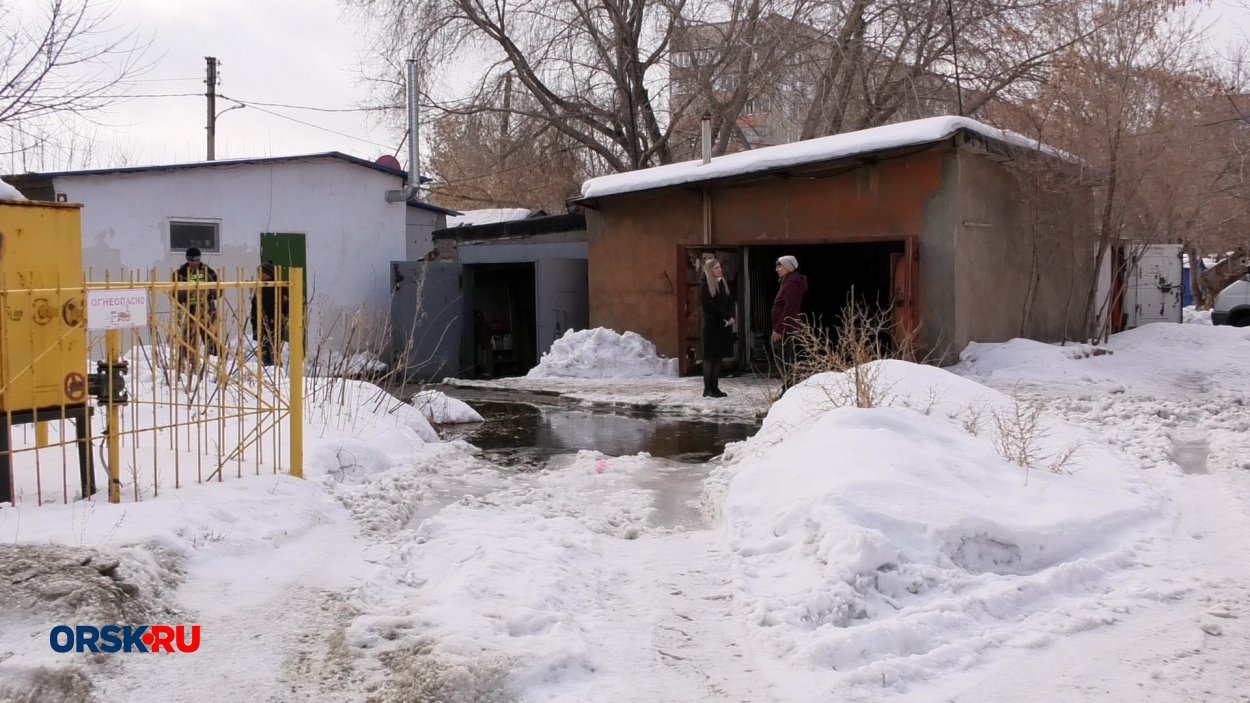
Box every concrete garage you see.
[574,116,1096,373]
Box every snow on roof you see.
[581,115,1070,200]
[446,208,537,227]
[0,179,25,199]
[8,152,409,181]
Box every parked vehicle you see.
[1212,276,1250,326]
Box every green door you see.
[261,233,306,347]
[260,232,306,278]
[260,233,307,304]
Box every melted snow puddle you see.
[1169,430,1211,474]
[432,398,756,529]
[443,399,755,467]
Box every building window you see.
[169,220,220,253]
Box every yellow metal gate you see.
[0,269,304,506]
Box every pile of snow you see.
[446,208,536,227]
[0,344,444,699]
[305,348,387,377]
[528,328,678,379]
[952,337,1111,384]
[411,389,484,424]
[1183,306,1212,325]
[953,324,1250,396]
[0,180,25,200]
[711,360,1162,692]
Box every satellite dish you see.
[375,154,402,170]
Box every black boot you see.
[708,357,728,397]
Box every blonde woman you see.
[700,258,736,397]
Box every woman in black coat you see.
[700,258,736,397]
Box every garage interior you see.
[466,263,538,377]
[740,241,907,374]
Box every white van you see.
[1212,276,1250,326]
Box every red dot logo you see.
[141,633,155,647]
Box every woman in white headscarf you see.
[770,255,807,390]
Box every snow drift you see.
[528,328,678,379]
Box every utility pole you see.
[205,56,218,160]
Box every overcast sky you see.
[11,0,403,172]
[10,0,1250,174]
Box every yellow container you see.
[0,199,88,413]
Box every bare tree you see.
[348,0,1200,175]
[426,99,588,213]
[1,0,149,162]
[995,0,1227,336]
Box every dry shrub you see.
[785,296,912,408]
[991,399,1081,483]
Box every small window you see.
[169,220,220,253]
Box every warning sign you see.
[86,289,149,330]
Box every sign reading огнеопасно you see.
[86,289,149,330]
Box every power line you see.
[132,77,204,84]
[96,92,205,99]
[218,98,395,149]
[215,94,400,113]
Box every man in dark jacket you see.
[770,255,808,390]
[249,261,289,366]
[174,247,220,365]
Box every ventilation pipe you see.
[386,56,422,203]
[701,112,713,244]
[701,112,712,165]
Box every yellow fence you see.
[0,269,304,506]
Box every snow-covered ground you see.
[2,323,1249,702]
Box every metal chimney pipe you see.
[407,57,421,190]
[387,55,422,203]
[701,112,712,165]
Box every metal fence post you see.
[105,328,121,503]
[288,268,304,479]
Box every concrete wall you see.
[587,148,948,360]
[950,147,1095,359]
[405,209,445,261]
[458,241,588,264]
[57,157,407,347]
[916,152,960,358]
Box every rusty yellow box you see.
[0,199,88,412]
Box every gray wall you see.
[918,152,961,361]
[457,240,588,265]
[950,147,1095,359]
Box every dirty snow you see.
[2,324,1249,702]
[411,389,484,424]
[1183,306,1213,325]
[526,327,678,379]
[446,208,536,227]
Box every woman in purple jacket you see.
[770,255,807,390]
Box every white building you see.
[3,152,458,351]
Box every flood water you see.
[441,393,758,468]
[1170,431,1211,475]
[406,388,760,529]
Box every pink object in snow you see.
[595,459,609,474]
